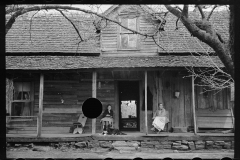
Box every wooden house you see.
[6,5,233,135]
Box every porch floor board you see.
[6,132,234,142]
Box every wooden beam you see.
[192,75,197,134]
[37,73,44,137]
[145,70,148,135]
[92,71,97,134]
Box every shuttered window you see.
[119,17,138,50]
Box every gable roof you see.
[6,11,100,53]
[6,56,224,70]
[102,5,229,54]
[157,9,229,53]
[5,5,229,54]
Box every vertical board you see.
[92,71,97,134]
[37,73,44,137]
[145,70,148,135]
[192,76,197,134]
[114,81,119,129]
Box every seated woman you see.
[100,104,114,130]
[151,103,169,133]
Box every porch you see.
[6,58,234,137]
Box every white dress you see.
[152,109,169,131]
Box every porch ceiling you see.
[6,56,224,70]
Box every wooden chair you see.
[152,110,170,133]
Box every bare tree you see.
[6,4,234,91]
[164,5,234,80]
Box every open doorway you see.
[118,81,139,131]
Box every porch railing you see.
[6,116,38,134]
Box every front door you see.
[118,81,139,131]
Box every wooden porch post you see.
[92,71,97,134]
[37,73,44,137]
[145,71,148,135]
[192,75,197,134]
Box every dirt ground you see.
[6,146,234,159]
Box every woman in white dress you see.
[151,103,169,132]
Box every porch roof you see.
[6,56,224,70]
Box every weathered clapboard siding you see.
[7,70,232,134]
[195,85,230,110]
[35,79,93,133]
[145,71,194,129]
[101,6,159,56]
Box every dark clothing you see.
[101,109,113,118]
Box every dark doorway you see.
[118,81,139,131]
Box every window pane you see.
[128,18,137,30]
[12,102,31,116]
[128,34,137,48]
[120,19,128,32]
[121,34,128,49]
[13,82,31,100]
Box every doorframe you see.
[117,80,140,131]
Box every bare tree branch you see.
[29,11,40,44]
[164,5,234,79]
[182,5,188,18]
[207,5,218,20]
[56,9,84,42]
[152,36,165,51]
[6,5,25,14]
[197,5,206,19]
[6,5,161,39]
[165,5,182,18]
[175,17,180,30]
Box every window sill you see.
[9,118,34,122]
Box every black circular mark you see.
[104,158,114,160]
[163,157,173,160]
[221,157,233,160]
[133,157,143,160]
[82,98,102,119]
[192,157,202,160]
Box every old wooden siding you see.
[34,80,93,134]
[101,6,158,56]
[195,84,230,110]
[8,70,231,134]
[140,71,194,131]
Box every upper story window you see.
[119,17,139,50]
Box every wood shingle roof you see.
[6,56,224,70]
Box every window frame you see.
[10,81,34,118]
[118,16,140,50]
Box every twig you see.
[56,9,84,42]
[175,18,180,30]
[182,5,188,18]
[197,5,205,19]
[29,11,40,44]
[152,36,165,51]
[207,5,218,21]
